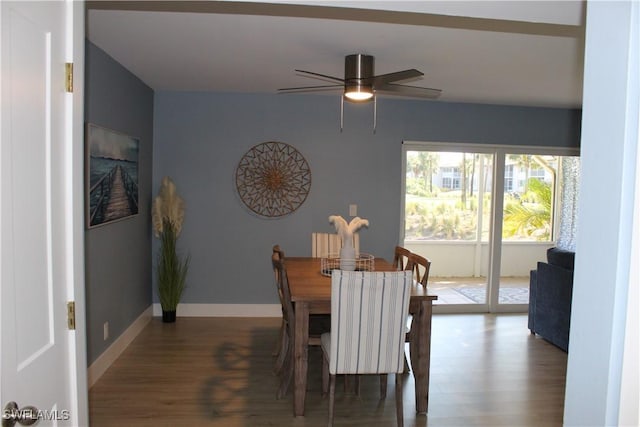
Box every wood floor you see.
[89,314,567,426]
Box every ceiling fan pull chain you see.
[373,95,377,134]
[340,95,344,132]
[339,92,378,133]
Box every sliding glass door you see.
[401,142,580,313]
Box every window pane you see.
[405,151,493,241]
[498,154,579,305]
[502,154,557,242]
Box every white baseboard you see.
[87,306,152,388]
[152,303,281,317]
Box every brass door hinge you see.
[65,62,73,93]
[67,301,76,330]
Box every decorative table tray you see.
[320,253,375,276]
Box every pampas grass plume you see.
[152,176,185,237]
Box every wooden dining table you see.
[285,257,438,417]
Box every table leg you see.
[293,301,309,417]
[409,300,433,414]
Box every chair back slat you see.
[272,252,294,329]
[312,232,360,257]
[393,246,412,271]
[272,245,286,311]
[329,270,412,375]
[406,253,431,287]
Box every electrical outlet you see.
[349,204,357,216]
[103,322,109,341]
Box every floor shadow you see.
[197,320,303,426]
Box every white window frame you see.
[401,141,579,313]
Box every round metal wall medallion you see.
[235,141,311,218]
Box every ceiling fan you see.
[278,54,442,102]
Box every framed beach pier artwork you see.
[86,124,139,228]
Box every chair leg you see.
[404,333,412,373]
[403,353,411,373]
[322,352,329,397]
[272,318,285,356]
[276,342,293,399]
[273,326,289,375]
[395,374,404,427]
[379,374,388,399]
[328,374,336,427]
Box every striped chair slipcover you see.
[321,270,412,426]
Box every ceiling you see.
[86,1,586,108]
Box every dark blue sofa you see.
[528,247,575,352]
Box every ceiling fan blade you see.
[367,69,424,85]
[278,84,343,93]
[295,69,345,83]
[376,83,442,99]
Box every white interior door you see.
[1,1,87,425]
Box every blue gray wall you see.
[153,92,580,305]
[84,39,580,362]
[85,41,154,364]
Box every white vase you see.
[340,245,356,271]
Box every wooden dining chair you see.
[271,251,330,399]
[311,232,360,257]
[271,245,287,373]
[393,246,413,271]
[407,252,432,288]
[404,252,432,370]
[321,270,413,427]
[392,246,415,373]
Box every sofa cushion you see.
[546,247,575,270]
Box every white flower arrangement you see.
[328,215,369,248]
[329,215,369,271]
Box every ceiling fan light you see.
[344,85,373,101]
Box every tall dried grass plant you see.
[152,177,189,316]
